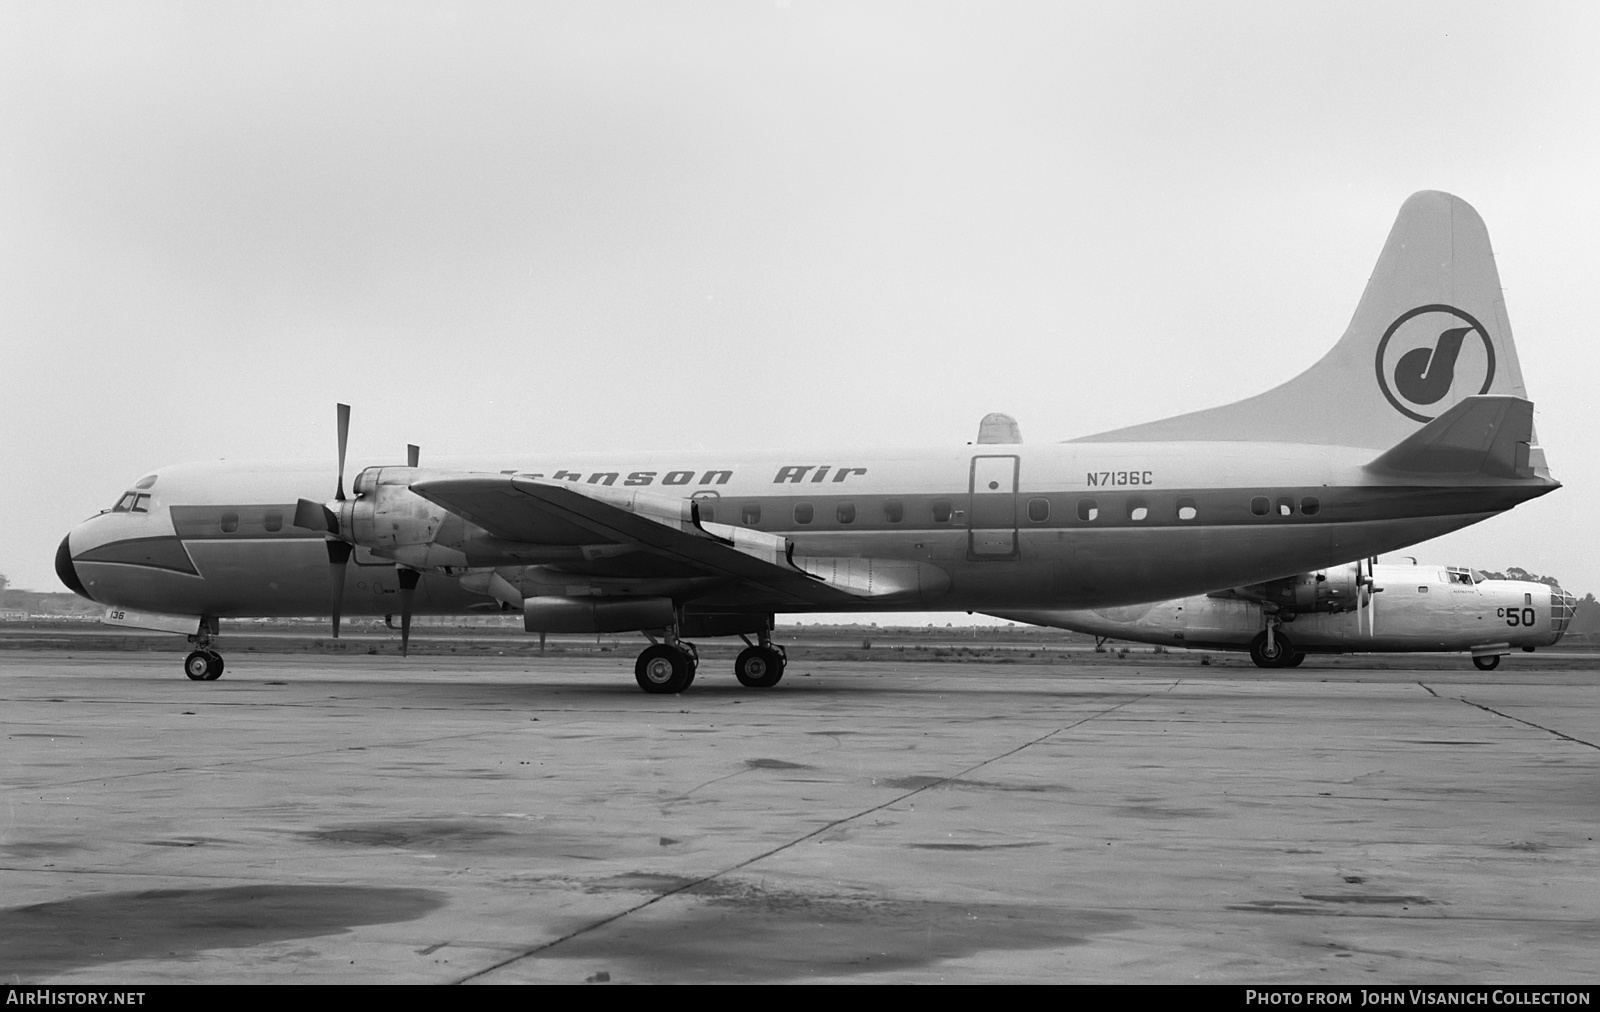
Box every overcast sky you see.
[2,1,1596,604]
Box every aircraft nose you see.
[55,533,92,599]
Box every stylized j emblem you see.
[1393,326,1474,405]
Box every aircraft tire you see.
[1286,652,1306,668]
[1473,654,1501,671]
[1249,631,1295,669]
[635,644,694,694]
[184,651,211,681]
[204,651,224,680]
[734,646,785,688]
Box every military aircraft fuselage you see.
[1000,565,1578,657]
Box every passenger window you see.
[1250,496,1270,516]
[1418,586,1429,593]
[883,500,904,523]
[220,512,239,533]
[837,503,856,524]
[931,500,953,523]
[1127,498,1149,521]
[1176,497,1198,522]
[1276,497,1295,517]
[1525,593,1532,605]
[264,511,283,532]
[1027,498,1049,522]
[1300,496,1320,516]
[741,503,761,526]
[1077,499,1099,522]
[794,503,814,525]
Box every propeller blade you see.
[407,443,420,468]
[335,403,351,501]
[293,498,339,535]
[326,541,352,637]
[397,568,420,657]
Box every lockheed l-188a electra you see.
[57,191,1560,693]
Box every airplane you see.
[55,190,1560,693]
[996,560,1580,670]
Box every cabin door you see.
[968,455,1019,560]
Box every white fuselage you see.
[61,441,1553,624]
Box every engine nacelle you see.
[345,467,453,551]
[523,596,675,634]
[1225,565,1362,615]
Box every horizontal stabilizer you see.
[1365,395,1535,478]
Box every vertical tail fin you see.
[1076,191,1535,453]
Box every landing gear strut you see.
[184,618,224,681]
[1249,625,1295,668]
[735,632,786,688]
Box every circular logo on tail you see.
[1374,304,1496,422]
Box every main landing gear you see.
[632,629,788,694]
[734,636,786,688]
[183,617,224,681]
[635,639,699,694]
[1473,654,1502,671]
[1249,624,1297,669]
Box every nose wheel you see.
[184,650,224,681]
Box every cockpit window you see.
[111,492,152,514]
[1470,570,1485,584]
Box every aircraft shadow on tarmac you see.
[0,885,444,979]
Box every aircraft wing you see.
[410,474,936,607]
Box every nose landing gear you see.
[183,617,224,680]
[184,650,224,681]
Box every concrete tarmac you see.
[1,649,1596,984]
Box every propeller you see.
[1356,557,1383,636]
[397,568,420,656]
[294,403,427,649]
[336,402,351,500]
[292,403,355,637]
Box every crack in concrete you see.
[1453,696,1600,751]
[450,691,1154,984]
